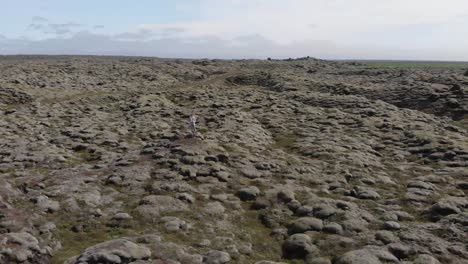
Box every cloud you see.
[114,26,189,40]
[46,23,83,35]
[0,31,320,57]
[3,1,468,60]
[133,0,468,48]
[28,16,48,31]
[129,0,468,59]
[161,27,187,34]
[32,16,48,23]
[27,16,84,35]
[28,23,44,31]
[0,30,465,61]
[113,29,155,40]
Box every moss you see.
[60,158,84,168]
[235,211,280,261]
[251,180,271,193]
[198,127,209,134]
[40,91,122,105]
[364,61,468,69]
[49,208,158,264]
[75,149,93,161]
[233,207,298,263]
[50,224,144,264]
[123,133,142,145]
[0,104,17,111]
[159,229,197,247]
[453,118,468,131]
[271,133,298,151]
[1,167,19,177]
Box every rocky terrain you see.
[0,56,467,264]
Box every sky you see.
[1,0,468,60]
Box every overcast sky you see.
[1,0,468,60]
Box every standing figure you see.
[189,113,197,137]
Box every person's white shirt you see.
[190,115,197,124]
[189,114,197,136]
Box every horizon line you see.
[0,54,468,63]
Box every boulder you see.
[282,234,317,259]
[34,195,60,213]
[288,217,323,234]
[277,190,295,203]
[323,222,343,234]
[237,186,261,201]
[334,249,382,264]
[375,231,397,244]
[203,250,231,264]
[413,254,440,264]
[136,195,188,218]
[352,187,380,200]
[112,213,133,221]
[383,221,401,231]
[429,197,465,216]
[0,232,47,263]
[313,205,336,219]
[68,239,151,264]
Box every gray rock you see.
[282,234,318,259]
[255,261,287,264]
[296,205,314,216]
[204,201,226,216]
[252,198,271,210]
[180,166,197,177]
[429,197,467,216]
[353,187,380,200]
[313,205,336,219]
[407,181,435,190]
[375,231,397,244]
[288,217,323,234]
[237,186,261,201]
[341,219,368,233]
[413,254,440,264]
[323,222,343,234]
[287,199,302,211]
[307,257,331,264]
[68,238,151,264]
[162,217,190,232]
[241,168,263,179]
[394,211,414,221]
[176,192,196,203]
[203,250,231,264]
[334,249,382,264]
[112,213,133,221]
[238,243,253,255]
[0,232,45,263]
[277,190,295,203]
[136,195,188,218]
[383,221,400,231]
[387,243,411,259]
[197,239,212,248]
[34,195,60,213]
[457,181,468,190]
[364,246,399,262]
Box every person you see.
[189,113,197,137]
